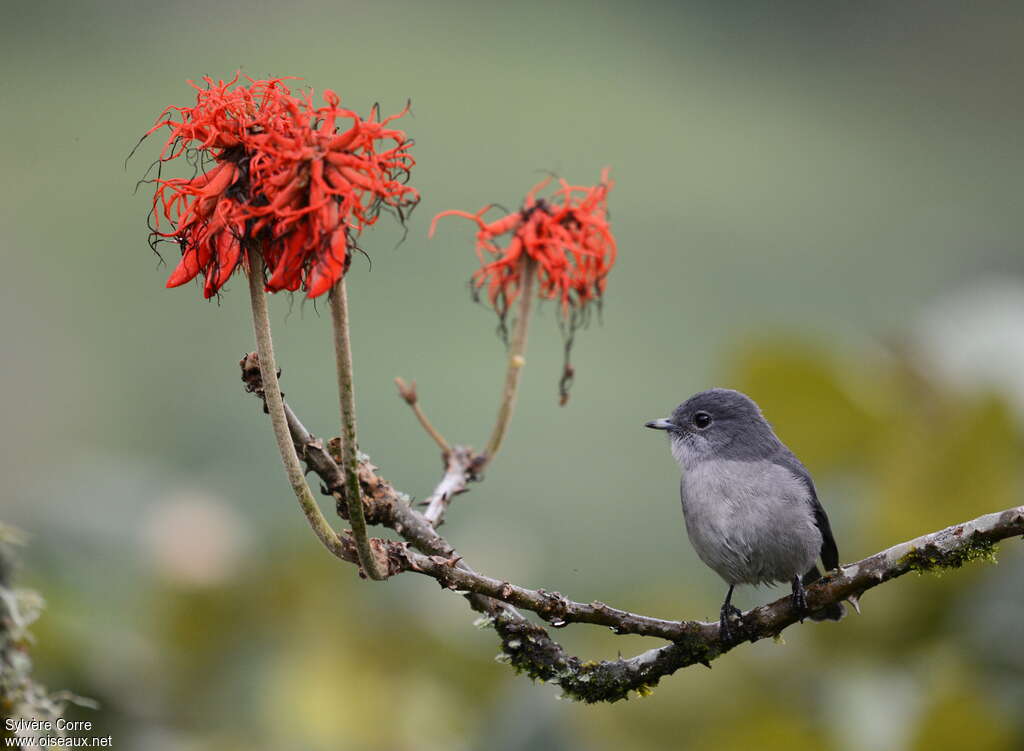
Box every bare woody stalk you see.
[394,378,451,456]
[483,257,537,465]
[330,277,386,581]
[246,254,346,558]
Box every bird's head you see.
[645,388,777,468]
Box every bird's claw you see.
[791,576,809,622]
[719,603,744,645]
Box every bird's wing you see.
[772,450,840,571]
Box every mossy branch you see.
[239,360,1024,702]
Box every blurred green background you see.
[3,1,1024,748]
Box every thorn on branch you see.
[419,553,465,589]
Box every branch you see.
[465,505,1024,702]
[421,446,484,527]
[395,258,537,522]
[392,380,484,527]
[239,357,1024,702]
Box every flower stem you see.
[330,277,386,581]
[246,253,345,558]
[482,257,537,465]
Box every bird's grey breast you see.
[679,459,822,585]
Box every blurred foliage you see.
[3,0,1024,749]
[0,525,93,741]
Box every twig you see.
[394,377,452,456]
[239,357,1024,701]
[482,257,536,466]
[245,256,347,560]
[330,278,386,581]
[422,446,482,527]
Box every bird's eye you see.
[693,412,712,429]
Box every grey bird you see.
[645,388,844,642]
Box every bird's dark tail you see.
[802,566,845,621]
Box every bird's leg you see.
[791,575,809,621]
[719,585,743,644]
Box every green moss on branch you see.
[899,534,998,576]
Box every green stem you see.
[482,256,537,465]
[330,278,386,581]
[246,253,345,558]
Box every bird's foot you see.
[791,576,809,622]
[718,602,744,645]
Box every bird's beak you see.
[644,418,674,431]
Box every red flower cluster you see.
[145,74,418,298]
[430,170,616,321]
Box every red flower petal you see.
[432,171,615,319]
[144,75,417,298]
